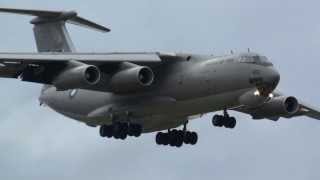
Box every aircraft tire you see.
[184,131,192,144]
[162,133,169,145]
[113,123,122,139]
[169,130,177,146]
[114,133,121,139]
[119,123,128,140]
[128,124,135,136]
[175,131,184,147]
[212,115,224,127]
[224,117,236,129]
[189,132,198,145]
[156,132,164,145]
[132,124,143,137]
[99,126,107,137]
[128,124,142,137]
[99,125,114,138]
[119,132,127,140]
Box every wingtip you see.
[100,27,111,32]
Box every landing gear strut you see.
[212,109,236,129]
[99,122,143,140]
[155,122,198,147]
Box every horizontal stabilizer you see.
[0,7,110,32]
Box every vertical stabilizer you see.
[33,21,75,52]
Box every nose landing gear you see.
[212,110,237,129]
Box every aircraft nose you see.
[264,67,280,89]
[249,67,280,95]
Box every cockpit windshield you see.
[239,54,273,66]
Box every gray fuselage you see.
[40,52,280,132]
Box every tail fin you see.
[0,8,110,52]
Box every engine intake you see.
[110,64,154,93]
[84,66,101,84]
[138,67,154,86]
[53,61,101,90]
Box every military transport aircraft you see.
[0,8,319,148]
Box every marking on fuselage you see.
[69,89,78,98]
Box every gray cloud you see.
[0,0,320,180]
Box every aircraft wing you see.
[290,102,320,120]
[234,91,320,121]
[0,52,162,79]
[0,52,187,90]
[274,91,320,120]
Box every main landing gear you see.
[212,110,237,129]
[99,122,143,140]
[155,123,198,148]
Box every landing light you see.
[269,93,274,98]
[254,89,274,98]
[254,90,260,96]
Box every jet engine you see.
[110,64,154,93]
[53,61,101,90]
[252,96,300,119]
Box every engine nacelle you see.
[53,61,101,90]
[252,96,300,119]
[110,65,154,93]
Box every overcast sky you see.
[0,0,320,180]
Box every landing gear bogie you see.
[99,123,143,140]
[212,110,237,129]
[156,129,198,148]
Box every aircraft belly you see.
[142,88,250,117]
[42,86,249,132]
[130,89,250,132]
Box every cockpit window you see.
[239,55,273,66]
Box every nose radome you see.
[265,67,280,89]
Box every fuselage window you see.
[239,55,273,67]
